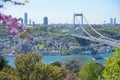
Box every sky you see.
[0,0,120,24]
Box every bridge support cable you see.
[83,15,120,43]
[83,16,105,37]
[73,13,120,47]
[76,17,96,39]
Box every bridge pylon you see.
[73,13,83,28]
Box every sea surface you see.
[4,53,113,67]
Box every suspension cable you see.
[76,17,95,39]
[83,15,120,42]
[83,16,105,37]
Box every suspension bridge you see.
[72,13,120,47]
[0,13,120,55]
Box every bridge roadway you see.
[72,34,120,47]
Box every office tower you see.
[43,17,48,25]
[24,13,28,25]
[110,18,113,24]
[32,21,35,25]
[114,18,116,25]
[20,18,23,24]
[29,19,31,25]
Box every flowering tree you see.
[0,0,35,41]
[0,0,29,35]
[0,14,26,35]
[0,0,35,54]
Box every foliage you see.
[65,73,78,80]
[31,63,68,80]
[0,55,8,71]
[14,53,68,80]
[20,33,28,39]
[2,66,17,76]
[79,62,104,80]
[60,35,76,43]
[0,0,31,39]
[64,57,86,73]
[50,61,62,67]
[14,53,42,80]
[0,71,19,80]
[76,25,120,40]
[103,47,120,80]
[0,14,29,36]
[28,27,33,33]
[61,49,72,55]
[95,26,120,39]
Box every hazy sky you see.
[1,0,120,24]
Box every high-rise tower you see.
[24,13,28,25]
[114,18,116,25]
[29,19,31,25]
[43,17,48,25]
[110,18,113,24]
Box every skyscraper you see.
[29,19,31,25]
[24,13,28,25]
[32,21,35,25]
[110,18,113,24]
[114,18,116,25]
[20,18,23,24]
[43,17,48,25]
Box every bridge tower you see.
[73,13,83,27]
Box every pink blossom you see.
[8,28,19,35]
[0,13,34,41]
[0,13,27,35]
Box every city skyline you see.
[0,0,120,24]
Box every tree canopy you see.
[1,53,68,80]
[0,55,8,71]
[103,47,120,80]
[79,62,104,80]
